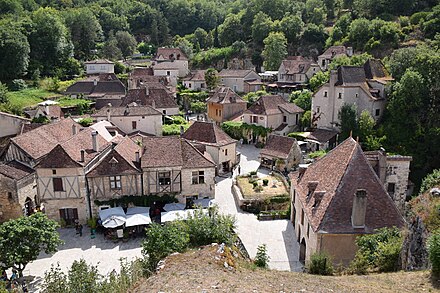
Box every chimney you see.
[347,47,353,57]
[93,79,98,86]
[329,69,338,87]
[312,191,325,209]
[80,150,85,162]
[297,165,308,181]
[91,130,98,152]
[72,124,77,135]
[180,125,184,136]
[145,86,149,96]
[352,189,367,228]
[152,100,156,109]
[307,181,319,195]
[135,151,140,162]
[107,108,111,121]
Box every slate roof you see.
[290,137,404,234]
[11,118,81,160]
[280,56,313,74]
[182,121,236,147]
[218,69,254,78]
[85,59,114,64]
[122,88,178,109]
[153,62,180,70]
[334,59,391,86]
[156,48,188,61]
[363,59,391,80]
[37,128,110,168]
[245,95,304,115]
[207,87,246,104]
[0,160,34,180]
[183,70,205,81]
[320,46,347,58]
[92,104,162,118]
[307,129,339,144]
[260,135,297,159]
[141,136,215,169]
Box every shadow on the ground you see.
[430,274,440,289]
[281,222,303,272]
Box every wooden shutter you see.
[59,209,66,220]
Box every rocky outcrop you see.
[401,216,429,270]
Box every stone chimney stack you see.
[347,47,353,57]
[352,189,367,228]
[180,125,184,136]
[107,108,111,121]
[72,124,77,135]
[93,79,98,86]
[135,151,140,162]
[91,130,98,152]
[80,150,85,162]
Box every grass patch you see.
[237,175,288,200]
[56,97,92,107]
[7,88,61,109]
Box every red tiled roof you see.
[260,135,297,159]
[207,87,246,104]
[182,121,236,146]
[320,46,347,58]
[91,104,162,118]
[122,88,178,109]
[183,70,205,81]
[280,56,313,74]
[290,137,404,234]
[156,48,188,61]
[130,67,154,77]
[0,160,34,180]
[245,95,304,115]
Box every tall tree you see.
[262,31,287,70]
[115,31,137,60]
[0,82,8,104]
[218,13,244,46]
[101,31,122,61]
[278,13,304,44]
[338,103,358,140]
[0,213,62,277]
[173,36,193,59]
[205,68,219,90]
[0,22,30,81]
[251,11,273,45]
[64,8,103,61]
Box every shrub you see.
[40,77,60,92]
[254,185,263,192]
[252,182,258,188]
[308,150,327,159]
[78,117,93,127]
[254,244,270,268]
[375,237,402,272]
[11,79,27,91]
[420,169,440,194]
[249,171,257,176]
[428,231,440,277]
[263,179,269,186]
[308,252,333,275]
[347,250,369,274]
[190,101,206,113]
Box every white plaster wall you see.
[86,64,114,74]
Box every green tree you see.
[290,89,312,110]
[64,8,103,61]
[193,27,211,49]
[102,31,122,61]
[301,110,312,129]
[150,18,159,45]
[278,13,304,44]
[420,169,440,194]
[173,36,193,59]
[348,18,371,51]
[252,11,273,45]
[218,13,244,46]
[254,244,270,268]
[115,31,137,60]
[309,70,329,92]
[28,7,73,76]
[0,22,30,81]
[358,110,375,139]
[0,82,8,104]
[305,0,327,25]
[338,103,358,140]
[262,32,287,70]
[205,68,219,90]
[0,213,62,277]
[423,5,440,39]
[428,231,440,277]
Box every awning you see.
[163,203,186,212]
[125,213,151,227]
[102,215,126,228]
[126,206,150,215]
[99,207,125,221]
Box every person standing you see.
[78,223,83,237]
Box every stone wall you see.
[181,167,215,199]
[0,175,22,222]
[401,216,429,270]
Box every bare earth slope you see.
[130,245,439,293]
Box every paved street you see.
[216,144,302,271]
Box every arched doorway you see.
[299,238,307,264]
[24,197,35,216]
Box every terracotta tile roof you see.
[0,160,34,180]
[122,88,178,109]
[218,69,254,78]
[87,137,141,177]
[84,59,114,64]
[260,135,297,159]
[20,123,44,134]
[156,48,188,61]
[207,87,246,104]
[141,136,215,169]
[245,95,304,115]
[320,46,347,58]
[183,70,205,81]
[182,121,236,146]
[307,129,339,144]
[91,104,162,118]
[290,137,404,234]
[37,128,110,168]
[11,118,81,160]
[153,62,180,70]
[130,67,154,77]
[280,56,313,74]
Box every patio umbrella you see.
[125,213,151,227]
[126,206,150,215]
[102,215,126,228]
[99,207,125,221]
[161,210,189,222]
[163,203,186,212]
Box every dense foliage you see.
[307,252,333,275]
[428,231,440,277]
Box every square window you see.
[192,171,205,184]
[387,183,396,193]
[158,172,171,185]
[52,170,57,175]
[53,178,64,192]
[109,176,122,189]
[8,192,13,200]
[375,109,380,116]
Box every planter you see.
[258,214,274,221]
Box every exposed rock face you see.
[401,216,429,270]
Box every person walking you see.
[78,223,83,237]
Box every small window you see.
[355,93,359,98]
[375,109,380,116]
[53,178,64,192]
[316,107,320,113]
[338,92,342,99]
[301,209,304,225]
[158,172,171,185]
[132,121,137,130]
[307,224,310,238]
[109,176,122,189]
[219,109,222,116]
[188,83,192,88]
[283,116,287,123]
[192,171,205,185]
[324,91,328,97]
[387,183,396,193]
[8,192,13,200]
[225,149,228,156]
[167,71,170,76]
[52,170,57,175]
[296,114,299,125]
[163,110,166,115]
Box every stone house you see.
[278,56,321,85]
[154,47,189,78]
[365,151,412,213]
[85,59,115,75]
[311,59,392,130]
[207,87,247,124]
[141,136,216,204]
[122,87,179,116]
[86,136,142,216]
[218,69,262,93]
[295,129,339,152]
[317,46,353,70]
[0,111,31,138]
[182,121,238,174]
[243,95,304,136]
[91,103,163,136]
[128,68,171,91]
[0,161,37,222]
[183,70,206,91]
[152,62,180,86]
[259,135,302,171]
[35,128,111,224]
[25,104,64,121]
[290,137,404,265]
